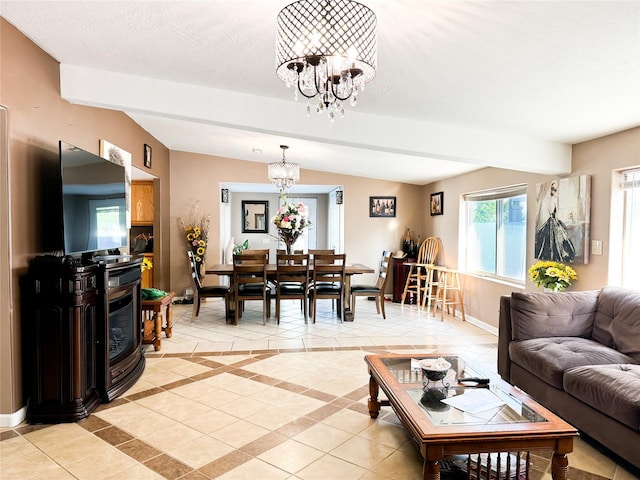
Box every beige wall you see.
[422,127,640,330]
[169,150,424,296]
[0,19,171,419]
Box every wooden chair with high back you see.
[232,252,271,325]
[187,250,230,321]
[274,253,310,323]
[401,237,440,306]
[309,253,346,323]
[308,248,337,309]
[350,250,392,319]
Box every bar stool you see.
[401,237,440,306]
[432,268,466,321]
[419,264,440,313]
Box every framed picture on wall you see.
[430,192,443,216]
[143,144,152,169]
[534,174,591,264]
[370,196,396,217]
[242,200,269,233]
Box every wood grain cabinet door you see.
[132,181,154,225]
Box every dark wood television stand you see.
[24,255,145,423]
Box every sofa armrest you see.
[498,295,513,383]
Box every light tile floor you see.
[1,298,638,479]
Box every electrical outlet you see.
[591,240,603,255]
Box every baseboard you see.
[0,406,26,427]
[461,312,498,336]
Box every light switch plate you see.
[592,240,603,255]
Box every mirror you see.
[242,200,268,233]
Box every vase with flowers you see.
[271,200,311,254]
[528,260,577,292]
[180,204,210,278]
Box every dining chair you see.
[401,237,440,306]
[308,248,337,309]
[309,253,346,323]
[350,250,392,319]
[232,252,271,325]
[187,250,230,321]
[274,253,310,323]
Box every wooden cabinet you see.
[24,256,145,423]
[131,181,154,225]
[25,258,101,423]
[392,257,416,303]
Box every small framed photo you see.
[143,144,152,169]
[370,196,396,217]
[430,191,444,216]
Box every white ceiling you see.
[2,1,639,185]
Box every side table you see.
[142,291,175,351]
[392,257,416,303]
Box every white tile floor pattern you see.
[1,298,638,480]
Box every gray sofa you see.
[498,287,640,469]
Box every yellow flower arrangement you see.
[180,204,211,278]
[141,257,153,272]
[528,260,577,291]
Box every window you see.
[464,185,527,282]
[622,169,640,288]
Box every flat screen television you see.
[59,141,128,256]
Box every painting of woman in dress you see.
[534,175,591,264]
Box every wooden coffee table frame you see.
[365,354,577,480]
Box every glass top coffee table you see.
[365,353,577,480]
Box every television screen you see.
[60,141,127,255]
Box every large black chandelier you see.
[276,0,377,121]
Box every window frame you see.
[621,168,640,288]
[462,184,528,284]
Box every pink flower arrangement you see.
[271,201,311,252]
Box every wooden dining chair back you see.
[187,250,230,321]
[276,249,304,256]
[241,249,270,263]
[308,249,335,263]
[401,237,440,306]
[275,253,310,323]
[350,250,392,319]
[419,237,440,265]
[309,253,346,323]
[232,252,271,325]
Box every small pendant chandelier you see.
[268,145,300,192]
[276,0,377,121]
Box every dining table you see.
[205,262,374,321]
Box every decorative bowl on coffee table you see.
[419,358,451,388]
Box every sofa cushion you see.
[509,337,636,389]
[564,364,640,431]
[593,286,640,362]
[510,291,599,341]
